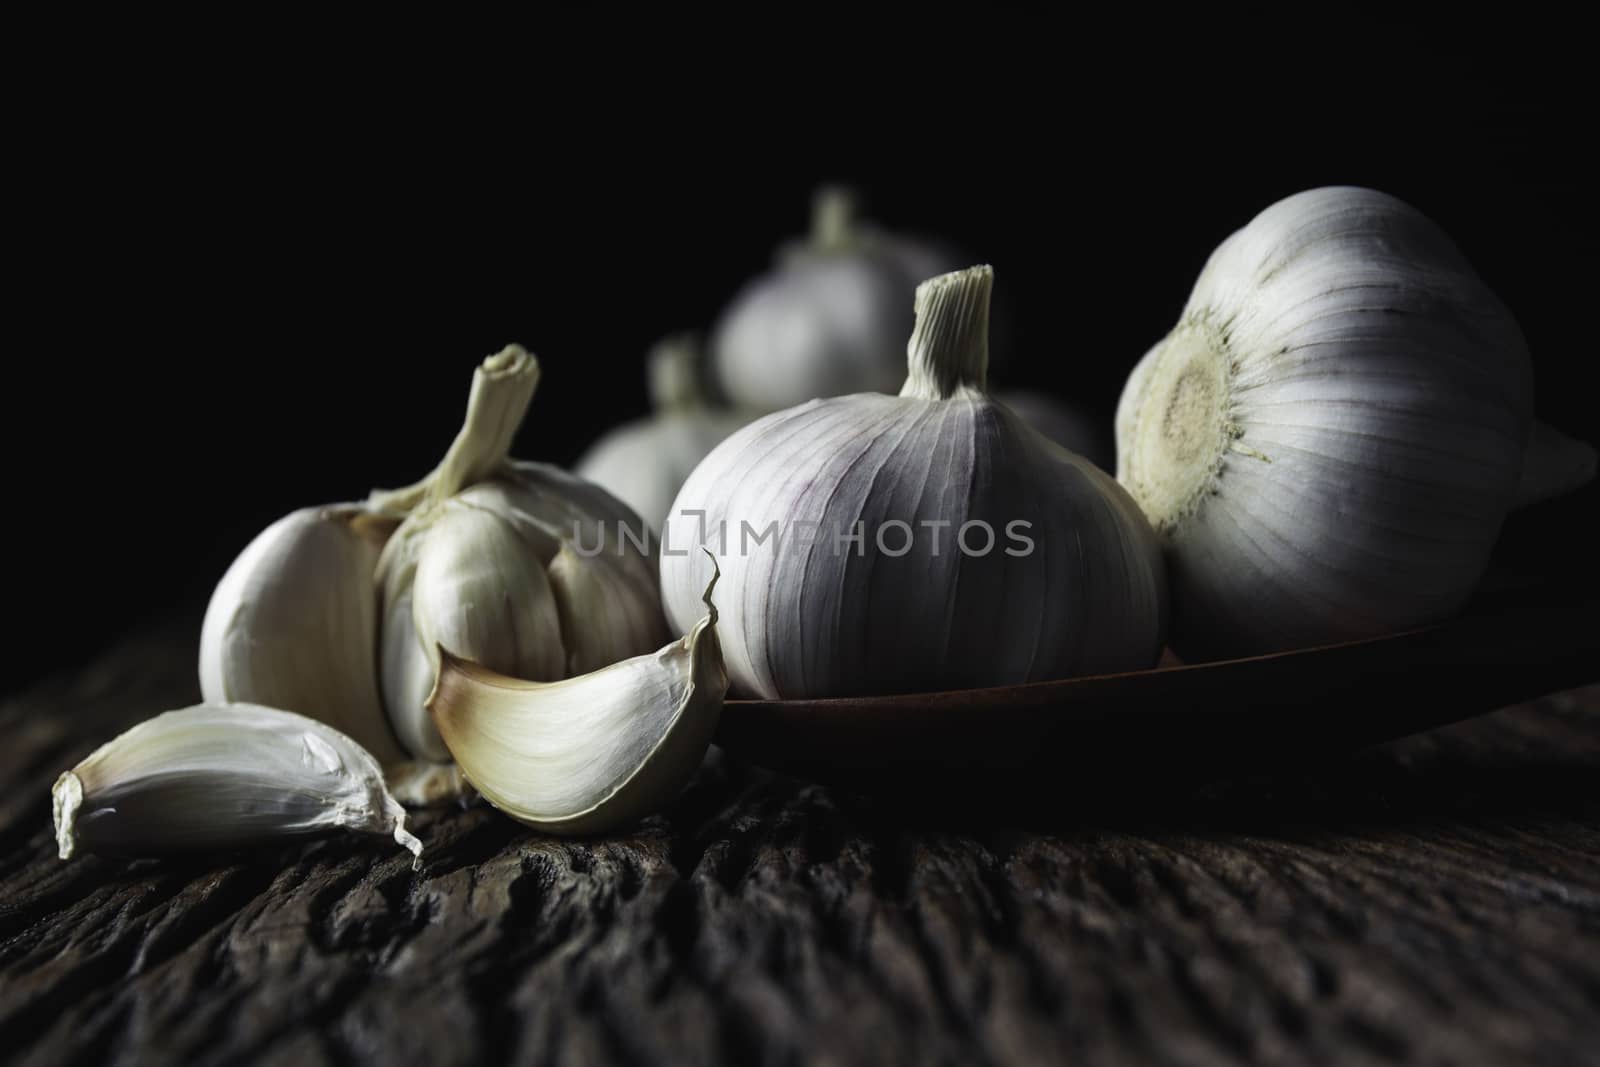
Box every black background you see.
[6,22,1591,690]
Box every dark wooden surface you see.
[2,620,1598,1066]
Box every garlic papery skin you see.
[1115,186,1541,660]
[53,703,422,866]
[710,186,963,412]
[577,337,754,531]
[200,504,405,765]
[429,557,726,836]
[662,266,1167,700]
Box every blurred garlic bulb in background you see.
[576,335,753,532]
[1115,186,1594,661]
[710,186,965,412]
[664,266,1166,699]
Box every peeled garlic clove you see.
[53,703,422,866]
[200,504,405,765]
[428,558,726,836]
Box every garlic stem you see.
[646,334,706,414]
[369,346,541,516]
[1514,420,1597,509]
[810,185,860,251]
[900,265,993,400]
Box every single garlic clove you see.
[427,557,726,836]
[546,543,671,676]
[199,504,406,765]
[53,703,422,867]
[379,496,566,762]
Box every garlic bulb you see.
[576,336,753,531]
[1114,186,1587,660]
[710,186,964,412]
[662,266,1167,699]
[200,344,666,773]
[429,556,727,836]
[53,703,421,866]
[200,504,405,765]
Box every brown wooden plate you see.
[714,585,1599,797]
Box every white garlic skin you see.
[378,466,670,761]
[199,505,405,765]
[661,394,1166,699]
[1115,186,1534,660]
[575,410,752,533]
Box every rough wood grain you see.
[2,620,1598,1066]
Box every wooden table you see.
[3,619,1598,1066]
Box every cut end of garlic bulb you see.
[427,555,726,836]
[52,772,83,860]
[902,265,992,400]
[1118,318,1242,533]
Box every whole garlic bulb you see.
[710,186,964,412]
[576,336,753,532]
[1115,186,1550,660]
[662,266,1167,700]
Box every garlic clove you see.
[53,703,422,867]
[378,496,566,762]
[546,543,672,676]
[427,557,726,836]
[199,504,405,765]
